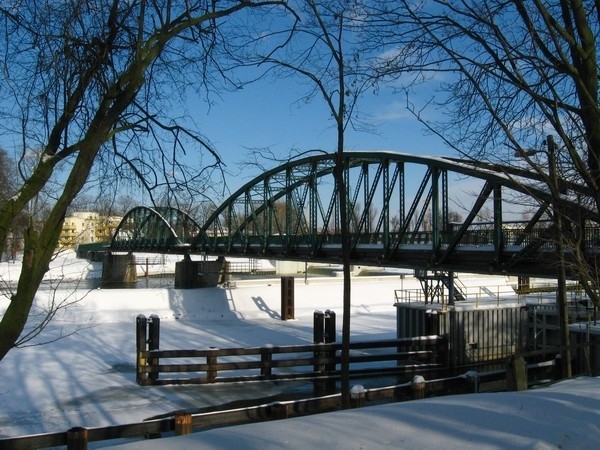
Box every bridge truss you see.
[110,151,599,278]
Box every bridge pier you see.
[175,255,226,289]
[102,252,137,286]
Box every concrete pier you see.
[101,252,137,286]
[174,256,226,289]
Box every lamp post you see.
[516,135,572,378]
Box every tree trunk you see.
[0,219,64,359]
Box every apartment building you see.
[59,211,122,248]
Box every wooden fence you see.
[0,313,566,449]
[135,314,449,386]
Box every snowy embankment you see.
[109,377,600,450]
[1,251,599,449]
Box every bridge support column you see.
[447,271,455,306]
[175,256,226,289]
[102,252,137,286]
[281,276,295,320]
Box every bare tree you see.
[0,0,287,362]
[447,210,463,224]
[231,0,377,407]
[368,1,598,172]
[366,0,600,377]
[367,0,599,291]
[0,149,26,261]
[0,149,12,203]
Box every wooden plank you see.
[0,432,67,450]
[144,363,445,386]
[0,419,173,450]
[142,350,439,376]
[139,335,448,386]
[87,419,172,441]
[142,336,446,359]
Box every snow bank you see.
[107,377,600,450]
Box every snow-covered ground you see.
[109,376,600,449]
[1,251,599,449]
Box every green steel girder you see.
[110,206,200,252]
[392,167,432,251]
[110,151,600,277]
[436,182,495,266]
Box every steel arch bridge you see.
[109,151,600,278]
[110,206,201,252]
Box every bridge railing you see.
[585,226,600,249]
[203,225,561,248]
[394,284,520,306]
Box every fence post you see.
[350,385,365,408]
[67,427,88,450]
[261,345,273,378]
[207,348,218,381]
[464,370,480,393]
[411,375,426,400]
[324,310,337,393]
[506,355,527,391]
[313,310,325,395]
[269,402,289,420]
[148,314,160,381]
[554,353,563,380]
[136,315,148,385]
[174,412,193,436]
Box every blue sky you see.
[187,76,450,191]
[0,70,451,203]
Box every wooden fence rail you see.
[136,314,449,386]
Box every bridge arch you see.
[110,206,201,252]
[111,151,599,277]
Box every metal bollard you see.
[135,315,147,384]
[313,310,325,344]
[148,314,160,381]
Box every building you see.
[59,211,122,248]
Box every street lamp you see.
[515,135,572,378]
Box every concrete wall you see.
[174,257,226,289]
[102,253,137,285]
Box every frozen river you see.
[2,250,579,448]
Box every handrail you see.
[394,284,518,306]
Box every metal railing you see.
[394,284,519,307]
